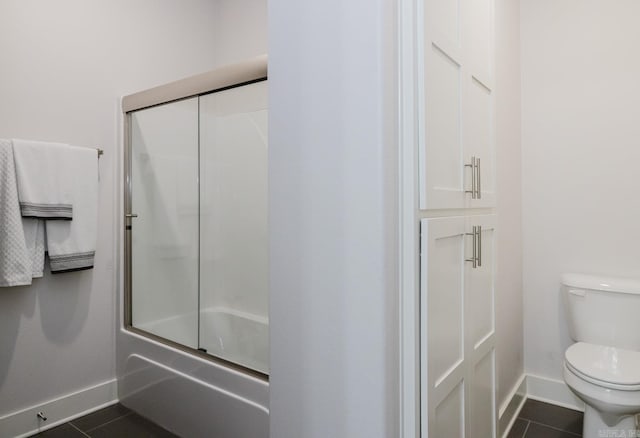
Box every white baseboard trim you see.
[498,374,527,438]
[0,378,118,438]
[526,374,585,412]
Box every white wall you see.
[495,0,524,407]
[269,0,399,437]
[213,0,268,66]
[0,0,225,419]
[522,0,640,381]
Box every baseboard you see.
[0,379,118,438]
[526,374,585,412]
[498,374,527,438]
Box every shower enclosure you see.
[118,57,269,437]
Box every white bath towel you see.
[22,218,45,278]
[12,139,73,220]
[46,145,98,273]
[0,140,32,286]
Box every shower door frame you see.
[122,55,268,379]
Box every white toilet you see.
[562,273,640,438]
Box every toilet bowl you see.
[561,274,640,438]
[563,343,640,436]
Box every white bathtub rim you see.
[201,306,269,325]
[135,305,269,330]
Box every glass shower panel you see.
[199,81,269,374]
[130,97,199,349]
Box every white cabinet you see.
[419,0,496,210]
[420,215,496,437]
[413,0,498,434]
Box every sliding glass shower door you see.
[199,82,269,373]
[130,97,200,349]
[128,80,268,375]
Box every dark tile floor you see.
[508,399,584,438]
[29,397,580,438]
[29,403,179,438]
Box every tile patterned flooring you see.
[29,403,178,438]
[508,399,584,438]
[29,397,583,438]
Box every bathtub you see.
[199,307,269,375]
[134,306,269,375]
[119,56,270,438]
[117,307,269,438]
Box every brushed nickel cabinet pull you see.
[465,157,477,199]
[476,158,481,199]
[477,225,482,267]
[465,225,482,268]
[465,226,478,268]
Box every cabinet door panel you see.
[435,381,465,438]
[467,0,493,82]
[420,217,467,437]
[469,349,495,438]
[428,0,460,47]
[422,45,465,210]
[420,216,497,437]
[465,214,497,438]
[420,0,496,211]
[465,215,496,347]
[465,77,496,208]
[420,0,466,210]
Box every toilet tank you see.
[563,273,640,351]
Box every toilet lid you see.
[565,342,640,388]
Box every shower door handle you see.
[125,213,138,230]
